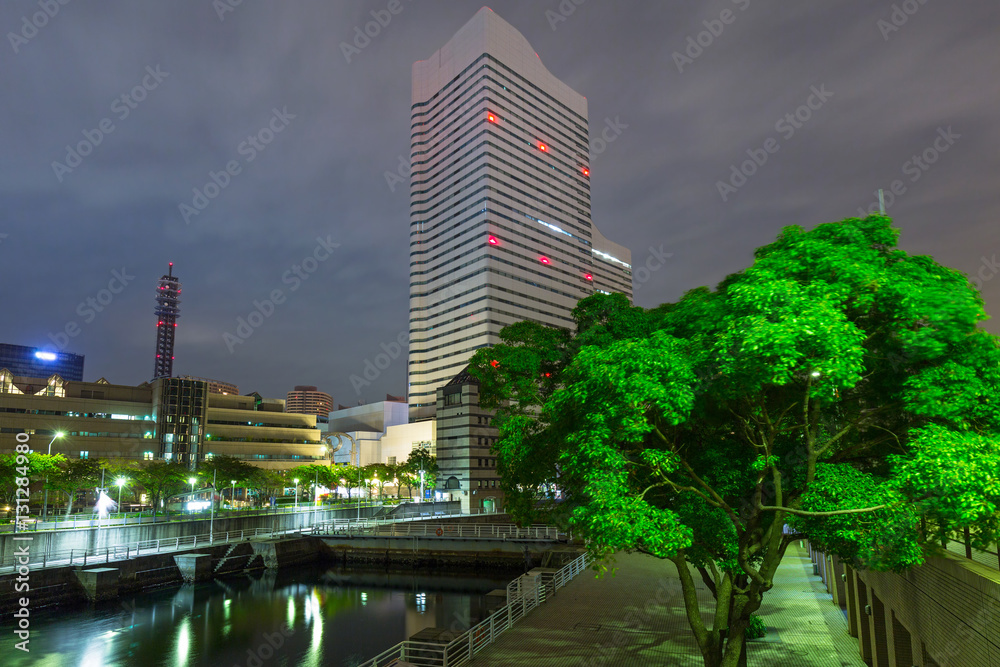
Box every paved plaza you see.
[470,543,865,666]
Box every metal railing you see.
[0,510,499,572]
[312,521,564,541]
[357,551,592,667]
[1,502,386,533]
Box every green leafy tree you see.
[47,458,104,518]
[131,461,191,520]
[197,455,257,506]
[0,452,62,506]
[401,449,439,498]
[363,463,394,499]
[469,215,1000,667]
[243,467,285,507]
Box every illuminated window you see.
[144,451,154,460]
[79,451,89,459]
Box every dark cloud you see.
[1,0,997,404]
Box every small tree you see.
[47,458,103,518]
[403,449,439,498]
[0,452,62,506]
[131,461,190,520]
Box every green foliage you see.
[469,215,1000,666]
[745,614,767,639]
[0,452,62,504]
[131,461,191,517]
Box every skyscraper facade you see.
[0,343,84,382]
[408,8,633,419]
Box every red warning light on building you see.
[488,235,499,245]
[584,273,593,281]
[582,167,590,176]
[539,256,551,265]
[488,113,496,123]
[538,143,548,152]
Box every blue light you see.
[34,351,57,361]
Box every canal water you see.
[4,564,515,667]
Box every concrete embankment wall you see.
[319,536,556,570]
[0,536,324,614]
[808,542,1000,667]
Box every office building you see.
[285,385,333,420]
[178,375,239,395]
[407,8,633,420]
[0,343,84,382]
[0,372,321,470]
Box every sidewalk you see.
[469,543,864,666]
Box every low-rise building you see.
[0,371,321,470]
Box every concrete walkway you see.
[469,543,864,666]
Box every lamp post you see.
[188,477,196,513]
[42,431,65,522]
[294,478,299,510]
[230,480,236,507]
[115,477,127,518]
[419,469,425,504]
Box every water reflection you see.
[3,564,514,667]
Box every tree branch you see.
[757,503,886,517]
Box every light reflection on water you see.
[3,564,513,667]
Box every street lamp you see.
[115,477,127,515]
[42,431,65,521]
[294,478,299,510]
[230,480,236,507]
[189,477,196,499]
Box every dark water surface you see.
[4,564,515,667]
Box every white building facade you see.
[407,8,633,420]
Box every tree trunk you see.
[64,489,75,518]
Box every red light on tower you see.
[488,235,499,245]
[539,256,551,265]
[582,167,590,176]
[487,113,496,123]
[538,143,548,152]
[584,273,593,281]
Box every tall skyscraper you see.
[152,263,181,380]
[407,8,633,420]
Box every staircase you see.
[214,542,250,573]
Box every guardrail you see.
[358,551,592,666]
[0,510,511,572]
[312,521,564,541]
[1,502,387,533]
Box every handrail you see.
[0,510,510,572]
[312,520,565,542]
[357,551,592,667]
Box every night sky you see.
[1,0,997,406]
